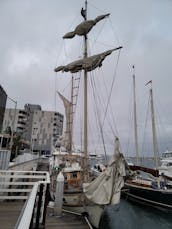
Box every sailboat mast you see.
[69,75,74,153]
[132,66,139,165]
[150,85,159,169]
[83,0,88,182]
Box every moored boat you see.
[124,78,172,211]
[158,150,172,177]
[50,1,127,227]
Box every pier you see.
[45,208,90,229]
[0,159,90,229]
[0,201,24,229]
[0,201,90,229]
[0,169,50,229]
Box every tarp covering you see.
[54,47,122,73]
[84,138,128,205]
[63,14,110,39]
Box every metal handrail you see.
[15,183,39,229]
[0,170,50,229]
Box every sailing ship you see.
[50,1,130,228]
[123,73,172,211]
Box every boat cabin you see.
[161,150,172,159]
[63,167,83,190]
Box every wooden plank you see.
[45,207,89,229]
[0,201,24,229]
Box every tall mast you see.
[149,83,159,169]
[132,66,139,165]
[69,75,74,153]
[83,0,88,182]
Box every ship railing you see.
[0,170,50,229]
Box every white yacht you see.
[159,150,172,177]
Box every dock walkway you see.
[45,207,90,229]
[0,201,24,229]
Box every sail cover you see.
[54,47,122,73]
[63,14,110,39]
[83,139,128,205]
[58,92,72,151]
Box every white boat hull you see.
[159,166,172,177]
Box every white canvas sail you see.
[54,47,122,73]
[58,92,72,152]
[83,138,127,205]
[63,14,110,39]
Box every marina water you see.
[99,199,172,229]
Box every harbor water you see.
[99,199,172,229]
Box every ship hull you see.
[123,182,172,211]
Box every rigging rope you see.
[89,70,108,164]
[102,49,121,129]
[141,93,151,157]
[101,71,119,138]
[155,106,172,150]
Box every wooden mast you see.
[132,66,139,165]
[69,75,74,153]
[83,0,88,182]
[149,83,159,169]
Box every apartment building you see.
[3,104,63,155]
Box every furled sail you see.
[83,138,128,205]
[63,14,110,39]
[58,92,72,152]
[54,47,122,73]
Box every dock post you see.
[54,172,64,216]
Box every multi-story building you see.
[2,104,63,155]
[0,85,7,132]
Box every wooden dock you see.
[45,207,90,229]
[0,202,90,229]
[0,201,24,229]
[0,163,91,229]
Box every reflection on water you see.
[99,199,172,229]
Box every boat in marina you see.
[158,150,172,177]
[50,1,131,227]
[123,77,172,211]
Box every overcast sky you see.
[1,0,172,156]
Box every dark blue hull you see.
[123,182,172,211]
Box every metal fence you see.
[0,150,11,170]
